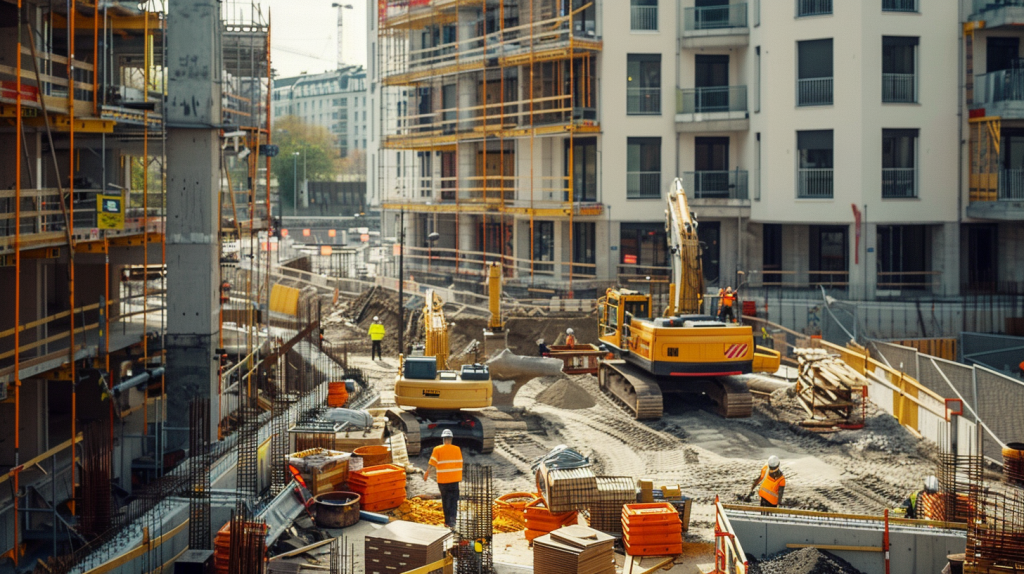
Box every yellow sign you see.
[97,194,124,230]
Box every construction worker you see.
[901,475,940,519]
[537,338,550,357]
[368,316,386,361]
[749,455,786,507]
[565,328,576,347]
[424,428,463,529]
[716,287,726,320]
[720,287,737,323]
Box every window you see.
[442,84,456,132]
[697,221,720,286]
[883,37,918,103]
[627,137,661,199]
[440,150,456,200]
[882,0,917,12]
[809,226,847,287]
[694,137,730,197]
[565,138,598,202]
[877,225,928,291]
[797,39,833,106]
[762,224,782,285]
[882,129,918,198]
[627,54,661,115]
[988,37,1019,73]
[755,47,761,113]
[572,222,596,276]
[694,54,729,112]
[797,0,831,17]
[533,221,554,272]
[797,130,834,198]
[630,0,657,31]
[620,223,667,269]
[755,132,762,200]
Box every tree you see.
[272,116,337,213]
[337,149,366,176]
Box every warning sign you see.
[97,194,124,230]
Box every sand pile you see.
[534,378,596,410]
[750,547,864,574]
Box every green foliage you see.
[272,116,338,213]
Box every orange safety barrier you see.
[349,464,407,512]
[327,381,349,407]
[621,503,682,557]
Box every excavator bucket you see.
[752,346,781,374]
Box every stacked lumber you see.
[327,381,349,407]
[533,525,616,574]
[364,520,451,574]
[525,498,579,543]
[349,464,406,512]
[621,503,682,557]
[587,477,636,534]
[793,348,868,426]
[538,464,598,513]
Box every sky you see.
[262,0,368,79]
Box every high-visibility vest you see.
[429,443,463,484]
[565,334,576,347]
[722,292,736,307]
[368,323,386,341]
[757,465,785,505]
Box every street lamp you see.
[292,151,300,214]
[331,3,354,67]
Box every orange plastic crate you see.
[623,540,683,557]
[351,476,406,494]
[622,521,682,537]
[622,530,682,546]
[622,503,679,519]
[349,464,404,484]
[362,496,405,512]
[359,486,408,504]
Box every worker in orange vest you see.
[748,455,786,507]
[720,287,737,323]
[424,428,463,528]
[565,328,576,347]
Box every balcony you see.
[681,170,749,200]
[627,172,662,199]
[680,3,749,49]
[797,0,832,17]
[627,87,661,115]
[798,168,834,198]
[973,68,1024,119]
[969,0,1024,28]
[883,0,918,12]
[675,86,749,132]
[631,5,658,31]
[967,169,1024,219]
[881,168,917,199]
[883,73,916,103]
[797,77,833,106]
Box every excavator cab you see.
[598,289,653,350]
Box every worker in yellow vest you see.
[749,455,786,507]
[368,316,386,361]
[424,428,463,528]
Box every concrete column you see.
[165,0,223,446]
[940,222,960,296]
[860,222,878,301]
[594,219,610,282]
[553,220,565,280]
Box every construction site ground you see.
[324,292,940,573]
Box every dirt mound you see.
[534,378,596,410]
[750,547,864,574]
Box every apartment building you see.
[273,65,369,157]
[368,0,984,299]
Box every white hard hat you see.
[373,316,379,322]
[924,475,939,494]
[442,429,454,439]
[566,328,574,335]
[537,339,545,345]
[767,455,780,469]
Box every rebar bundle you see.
[189,398,212,550]
[937,452,983,524]
[270,390,290,495]
[236,394,260,504]
[456,464,493,574]
[227,507,267,574]
[80,422,113,539]
[966,484,1024,572]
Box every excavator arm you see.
[665,178,705,317]
[423,289,449,370]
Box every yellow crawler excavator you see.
[598,178,780,420]
[388,289,495,455]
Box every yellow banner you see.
[97,194,125,230]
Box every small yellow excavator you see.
[388,289,495,454]
[598,178,780,420]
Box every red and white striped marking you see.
[725,343,749,359]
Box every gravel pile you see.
[534,377,596,410]
[749,547,864,574]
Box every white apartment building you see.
[273,65,369,157]
[368,0,1019,299]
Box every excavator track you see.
[384,408,495,455]
[691,376,754,418]
[598,360,664,420]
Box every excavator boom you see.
[665,178,704,317]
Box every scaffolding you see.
[376,0,603,295]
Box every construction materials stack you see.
[364,520,451,574]
[212,522,231,574]
[587,477,637,534]
[535,446,598,514]
[349,464,407,512]
[621,503,683,557]
[327,381,350,407]
[793,348,868,427]
[524,498,580,543]
[533,525,616,574]
[287,448,351,496]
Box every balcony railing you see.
[627,172,661,199]
[798,168,834,198]
[882,168,917,198]
[677,85,747,114]
[631,5,658,30]
[883,0,918,12]
[683,3,748,31]
[797,77,833,106]
[627,87,662,115]
[797,0,832,17]
[975,68,1024,105]
[681,170,749,200]
[882,73,916,103]
[971,0,1024,15]
[999,169,1024,200]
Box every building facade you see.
[369,0,1020,299]
[273,66,369,157]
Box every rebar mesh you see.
[937,452,983,524]
[189,398,212,550]
[270,388,290,496]
[80,421,113,539]
[456,464,493,574]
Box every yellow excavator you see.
[598,178,780,419]
[388,289,495,454]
